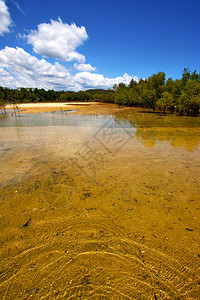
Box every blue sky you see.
[0,0,199,90]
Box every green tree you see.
[177,79,200,115]
[165,78,175,94]
[182,68,191,86]
[128,79,138,89]
[114,91,127,106]
[178,92,200,116]
[117,82,126,90]
[191,70,200,81]
[148,72,166,90]
[173,79,182,102]
[156,92,175,113]
[113,84,117,91]
[138,72,166,111]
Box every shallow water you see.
[0,108,200,299]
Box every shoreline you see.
[5,102,99,108]
[4,102,130,114]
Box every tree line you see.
[111,68,200,116]
[0,68,200,116]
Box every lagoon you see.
[0,104,200,299]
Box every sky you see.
[0,0,199,91]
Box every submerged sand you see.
[0,104,200,299]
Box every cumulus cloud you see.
[74,63,96,72]
[23,18,88,63]
[0,47,136,91]
[0,47,77,90]
[0,67,9,75]
[0,15,138,90]
[74,72,136,89]
[0,0,12,35]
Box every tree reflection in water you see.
[114,108,200,151]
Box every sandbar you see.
[5,102,130,114]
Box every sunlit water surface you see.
[0,109,200,299]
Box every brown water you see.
[0,108,200,299]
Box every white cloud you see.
[0,47,77,90]
[0,0,12,35]
[23,18,88,63]
[0,47,136,91]
[74,72,135,89]
[0,67,9,75]
[74,63,96,72]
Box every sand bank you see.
[5,102,128,114]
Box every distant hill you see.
[85,89,109,95]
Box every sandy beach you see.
[5,102,127,114]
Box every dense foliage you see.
[111,69,200,116]
[0,69,200,116]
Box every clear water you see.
[0,108,200,299]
